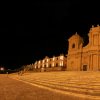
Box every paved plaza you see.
[10,71,100,100]
[0,73,95,100]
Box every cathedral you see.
[67,25,100,71]
[23,25,100,72]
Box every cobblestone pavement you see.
[0,74,93,100]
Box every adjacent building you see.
[33,54,67,72]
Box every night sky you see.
[0,1,100,69]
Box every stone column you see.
[87,54,91,71]
[90,54,93,71]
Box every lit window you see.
[46,63,48,67]
[53,57,55,61]
[52,63,54,67]
[34,65,36,69]
[61,61,63,66]
[60,56,63,60]
[39,61,41,64]
[60,61,63,66]
[43,60,44,63]
[47,59,48,62]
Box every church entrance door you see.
[83,65,87,71]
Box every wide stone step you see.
[21,77,100,86]
[20,78,100,96]
[32,79,100,89]
[20,75,100,82]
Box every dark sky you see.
[0,1,100,69]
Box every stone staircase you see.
[10,71,100,99]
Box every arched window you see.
[72,43,75,48]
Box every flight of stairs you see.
[10,71,100,99]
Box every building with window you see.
[33,54,67,72]
[67,25,100,71]
[22,25,100,72]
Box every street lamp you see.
[0,67,4,71]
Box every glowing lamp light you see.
[0,67,4,71]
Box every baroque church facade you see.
[22,25,100,72]
[67,25,100,71]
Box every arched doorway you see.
[83,65,87,71]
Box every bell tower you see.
[67,32,83,71]
[68,32,83,54]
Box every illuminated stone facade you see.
[67,25,100,71]
[23,25,100,72]
[33,54,67,72]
